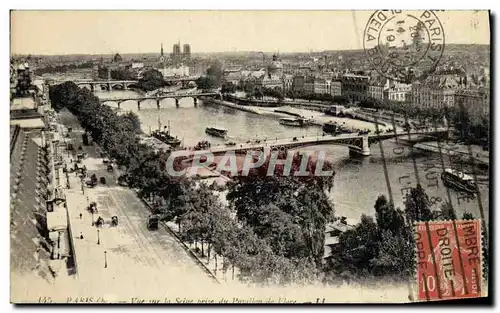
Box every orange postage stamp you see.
[414,220,483,301]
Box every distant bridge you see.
[170,128,451,157]
[47,79,140,91]
[48,76,201,91]
[99,92,220,109]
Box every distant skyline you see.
[11,10,490,55]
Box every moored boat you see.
[441,168,478,193]
[151,118,181,148]
[279,117,310,127]
[205,126,228,138]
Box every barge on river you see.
[205,126,228,138]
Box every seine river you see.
[96,90,490,224]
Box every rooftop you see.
[11,97,36,111]
[10,117,45,130]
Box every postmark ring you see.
[363,10,445,83]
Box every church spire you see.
[161,43,164,56]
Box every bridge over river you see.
[48,76,201,91]
[99,92,220,109]
[170,128,451,157]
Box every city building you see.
[14,62,33,97]
[454,87,490,117]
[113,53,123,63]
[341,73,370,102]
[329,80,342,97]
[411,74,466,109]
[303,76,315,94]
[224,71,243,86]
[282,74,294,93]
[257,53,284,90]
[159,43,166,64]
[171,40,191,64]
[323,218,355,262]
[367,78,385,102]
[159,65,190,78]
[384,80,412,103]
[292,75,305,93]
[183,44,191,58]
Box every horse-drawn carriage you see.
[95,215,119,227]
[95,216,105,227]
[76,153,87,163]
[88,201,98,214]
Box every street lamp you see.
[97,229,100,245]
[104,251,108,268]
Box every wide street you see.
[54,109,218,300]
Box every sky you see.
[10,10,491,55]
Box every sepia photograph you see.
[8,9,491,304]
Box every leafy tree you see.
[404,184,433,222]
[374,195,406,235]
[370,228,414,278]
[332,95,348,105]
[221,82,237,94]
[138,69,165,91]
[227,151,335,268]
[118,111,142,134]
[254,88,264,100]
[462,211,475,220]
[326,215,379,278]
[435,201,457,220]
[110,68,135,81]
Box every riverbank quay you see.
[199,96,264,115]
[225,94,331,111]
[201,96,389,133]
[48,108,219,300]
[413,141,489,169]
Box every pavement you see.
[50,109,219,301]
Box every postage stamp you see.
[414,220,483,301]
[363,10,445,83]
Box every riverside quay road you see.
[42,109,219,301]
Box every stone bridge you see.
[170,128,451,158]
[99,92,221,109]
[48,76,201,91]
[47,80,140,91]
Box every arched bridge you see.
[47,76,201,91]
[47,79,140,91]
[99,92,221,109]
[78,80,139,91]
[170,128,451,158]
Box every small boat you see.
[441,168,478,193]
[279,118,309,127]
[205,126,228,138]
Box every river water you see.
[95,90,490,224]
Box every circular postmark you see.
[363,10,445,83]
